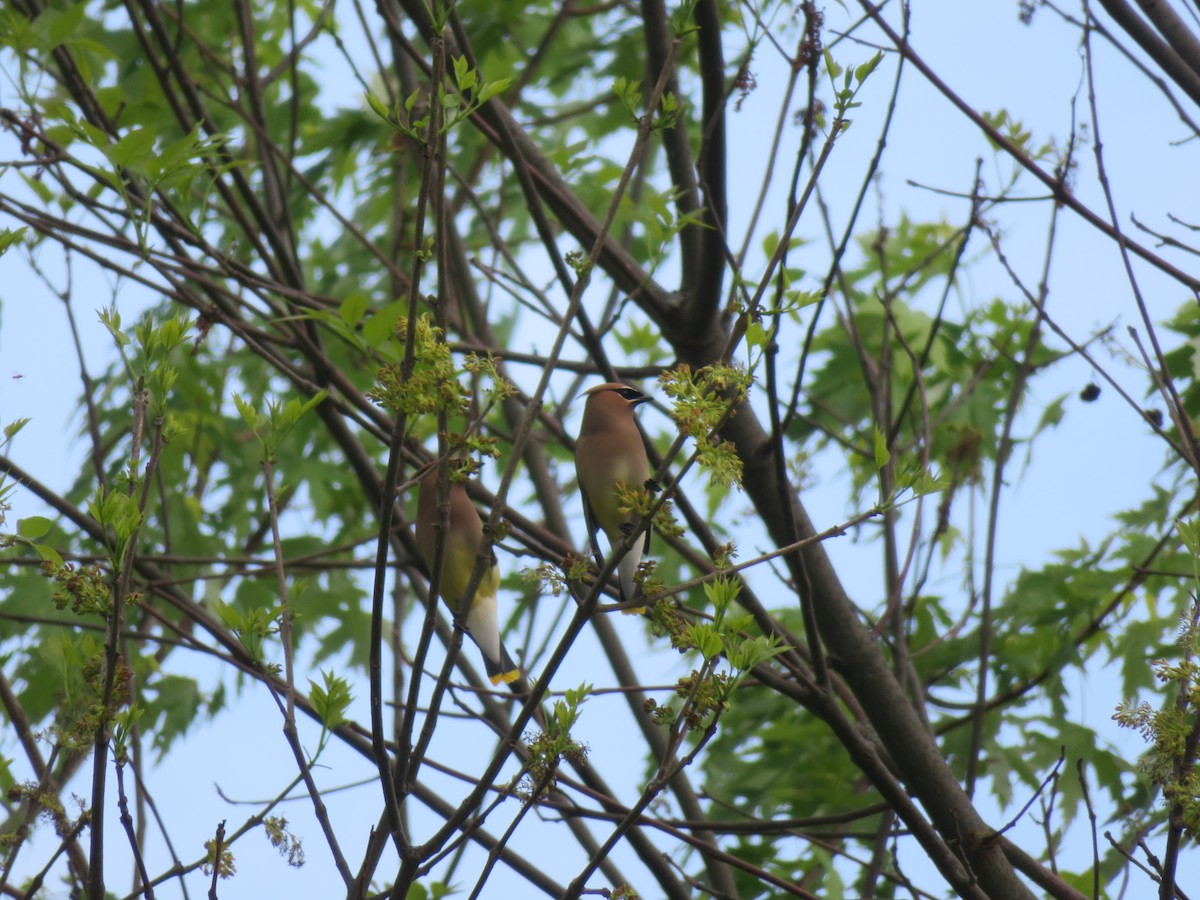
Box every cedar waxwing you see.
[415,469,519,685]
[575,383,653,609]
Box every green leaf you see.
[0,754,14,794]
[98,306,130,347]
[309,670,353,730]
[746,320,768,349]
[453,56,470,88]
[88,487,142,543]
[1034,393,1068,437]
[16,516,52,540]
[0,227,26,257]
[0,7,36,54]
[234,393,262,432]
[823,49,843,79]
[854,52,883,83]
[1179,517,1200,557]
[45,2,86,48]
[787,290,823,312]
[476,78,511,105]
[363,300,405,347]
[65,36,115,59]
[364,90,392,123]
[727,634,786,671]
[688,623,724,660]
[20,172,55,207]
[873,426,891,469]
[3,418,30,440]
[109,127,157,170]
[339,293,371,328]
[143,675,204,757]
[33,543,64,567]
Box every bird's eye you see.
[618,388,644,401]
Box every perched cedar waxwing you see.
[575,383,653,609]
[415,469,519,685]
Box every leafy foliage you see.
[1,0,1199,898]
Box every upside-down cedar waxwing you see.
[415,469,519,685]
[575,383,653,610]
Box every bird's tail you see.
[485,642,521,686]
[465,588,520,685]
[617,544,647,615]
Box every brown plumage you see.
[415,469,519,685]
[575,383,652,609]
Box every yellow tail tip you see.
[491,669,520,686]
[620,605,648,615]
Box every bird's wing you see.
[580,488,605,566]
